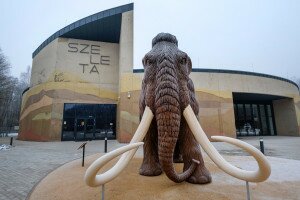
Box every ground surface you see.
[0,136,300,200]
[28,154,300,200]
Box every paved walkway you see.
[0,136,299,200]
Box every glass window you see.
[252,105,261,135]
[234,103,276,137]
[62,103,116,141]
[63,118,75,132]
[62,118,75,140]
[64,104,76,117]
[252,105,258,118]
[245,104,252,121]
[234,104,238,118]
[76,104,95,118]
[237,104,244,120]
[259,105,268,135]
[267,105,275,135]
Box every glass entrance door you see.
[62,103,117,141]
[75,118,95,141]
[234,103,276,137]
[85,118,95,140]
[75,118,85,140]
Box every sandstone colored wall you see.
[118,71,300,142]
[189,72,299,98]
[117,10,134,142]
[30,38,119,89]
[295,96,300,135]
[117,72,237,142]
[273,98,299,136]
[196,90,236,138]
[19,82,118,141]
[31,39,58,86]
[190,72,300,137]
[19,37,120,141]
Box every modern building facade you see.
[19,3,300,142]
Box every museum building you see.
[18,3,300,142]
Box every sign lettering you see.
[67,42,111,74]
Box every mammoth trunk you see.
[155,59,197,183]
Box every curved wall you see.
[19,37,120,141]
[30,38,119,88]
[19,7,133,141]
[190,72,299,97]
[117,71,300,142]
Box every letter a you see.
[90,65,99,74]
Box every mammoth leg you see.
[139,121,162,176]
[179,119,211,184]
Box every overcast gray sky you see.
[1,0,299,81]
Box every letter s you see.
[68,43,78,52]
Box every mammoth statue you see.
[85,33,271,187]
[138,33,211,183]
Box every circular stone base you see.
[28,154,300,200]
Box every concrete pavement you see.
[0,136,299,200]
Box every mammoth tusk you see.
[183,105,271,182]
[84,106,154,187]
[85,142,144,186]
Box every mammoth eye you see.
[144,59,152,66]
[180,57,187,65]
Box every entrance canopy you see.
[233,92,287,103]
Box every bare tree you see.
[0,48,11,103]
[0,48,15,132]
[19,65,31,87]
[13,66,31,127]
[0,48,32,135]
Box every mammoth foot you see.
[186,165,212,184]
[139,162,162,176]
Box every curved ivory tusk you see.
[85,142,144,186]
[183,105,271,182]
[84,106,154,187]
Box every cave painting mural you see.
[85,33,271,187]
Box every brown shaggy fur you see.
[139,33,211,184]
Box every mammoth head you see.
[141,33,194,111]
[144,32,192,73]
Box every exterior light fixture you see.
[127,91,131,99]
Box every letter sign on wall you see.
[67,42,111,74]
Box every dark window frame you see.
[233,100,277,137]
[61,103,117,141]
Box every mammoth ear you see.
[142,54,152,69]
[187,56,192,74]
[142,56,146,68]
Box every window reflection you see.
[62,103,117,141]
[234,102,276,137]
